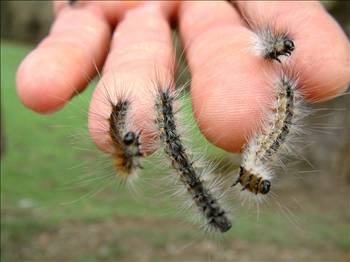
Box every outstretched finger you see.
[179,1,271,153]
[179,1,350,154]
[16,5,111,113]
[88,2,177,154]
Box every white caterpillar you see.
[252,25,295,63]
[233,70,306,195]
[234,4,296,63]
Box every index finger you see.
[88,2,177,154]
[16,5,111,113]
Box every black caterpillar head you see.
[123,131,136,146]
[268,37,295,63]
[259,180,271,194]
[283,39,295,53]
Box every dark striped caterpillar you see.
[155,86,232,233]
[109,99,143,181]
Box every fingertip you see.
[189,27,272,153]
[17,6,111,114]
[192,68,271,153]
[16,48,71,113]
[179,2,272,153]
[298,55,350,102]
[292,10,350,102]
[88,73,158,155]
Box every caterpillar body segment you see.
[109,101,130,145]
[255,73,297,161]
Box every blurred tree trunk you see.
[1,0,53,44]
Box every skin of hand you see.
[16,1,350,154]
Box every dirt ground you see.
[3,176,350,262]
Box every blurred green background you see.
[1,1,350,261]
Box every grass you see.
[0,41,171,221]
[1,41,349,261]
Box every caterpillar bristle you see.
[154,84,232,233]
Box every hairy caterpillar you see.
[109,99,143,181]
[232,2,296,63]
[154,84,232,233]
[253,26,295,63]
[233,70,304,196]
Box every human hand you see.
[16,1,350,154]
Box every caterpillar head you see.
[123,131,136,145]
[283,39,295,54]
[258,179,271,194]
[272,37,295,61]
